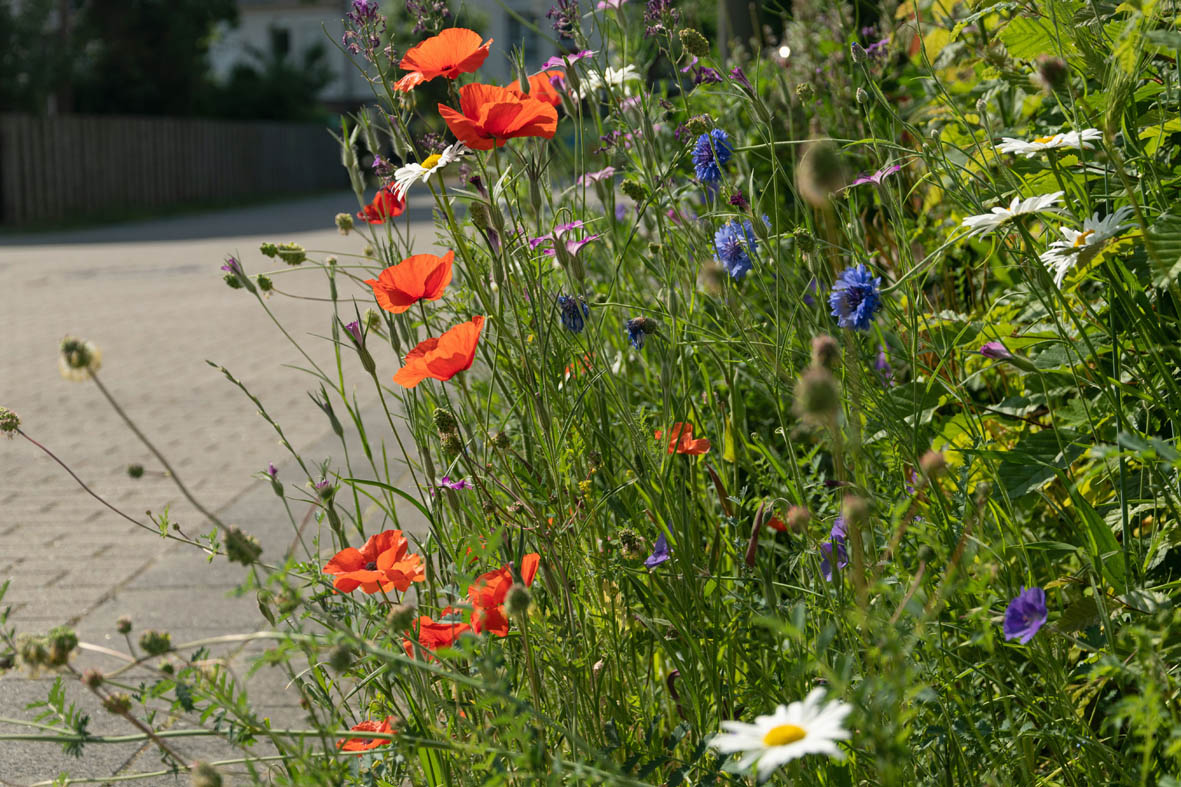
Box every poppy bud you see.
[387,603,416,632]
[0,406,18,437]
[797,139,846,208]
[505,584,532,616]
[919,450,947,479]
[786,505,811,533]
[794,231,815,253]
[190,762,223,787]
[856,87,869,104]
[102,693,132,715]
[139,630,172,656]
[116,616,132,634]
[810,335,841,370]
[364,308,382,331]
[225,526,262,566]
[335,212,354,235]
[679,28,710,57]
[328,644,354,673]
[793,367,840,421]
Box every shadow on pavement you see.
[0,191,438,246]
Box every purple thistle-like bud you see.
[546,0,578,40]
[980,341,1013,360]
[730,66,753,91]
[729,189,749,210]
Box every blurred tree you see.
[0,0,70,113]
[212,26,334,122]
[70,0,238,116]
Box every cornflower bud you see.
[441,431,463,456]
[116,616,133,634]
[492,431,511,449]
[679,28,709,57]
[810,335,841,370]
[684,114,712,136]
[620,180,648,203]
[139,630,172,657]
[0,406,20,437]
[18,636,49,671]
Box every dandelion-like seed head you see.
[59,336,102,381]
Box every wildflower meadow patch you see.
[4,0,1181,784]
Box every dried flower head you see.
[59,336,102,381]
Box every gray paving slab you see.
[0,192,438,785]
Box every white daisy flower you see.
[1039,205,1135,286]
[710,689,852,781]
[571,64,641,100]
[391,142,468,201]
[996,128,1102,157]
[961,191,1063,238]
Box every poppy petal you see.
[324,547,366,574]
[520,553,540,586]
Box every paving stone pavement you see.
[0,194,438,785]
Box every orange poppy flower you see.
[393,315,484,388]
[394,28,493,92]
[766,515,787,533]
[357,185,406,224]
[468,553,540,636]
[655,423,711,455]
[509,70,565,107]
[365,250,454,314]
[438,84,558,151]
[322,529,424,594]
[404,609,471,657]
[337,716,397,752]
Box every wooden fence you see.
[0,114,345,226]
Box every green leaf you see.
[1147,214,1181,285]
[1057,596,1101,632]
[1063,483,1127,588]
[999,15,1076,60]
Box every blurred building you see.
[207,0,561,110]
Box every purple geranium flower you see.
[645,533,670,568]
[980,341,1013,360]
[578,166,616,186]
[542,49,595,70]
[846,164,901,189]
[439,476,471,490]
[820,518,849,581]
[532,221,601,256]
[1003,586,1048,643]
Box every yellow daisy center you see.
[1073,229,1095,248]
[420,153,443,170]
[1033,135,1057,144]
[762,724,807,746]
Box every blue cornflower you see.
[1003,587,1048,643]
[713,218,759,281]
[645,533,670,568]
[819,518,848,581]
[692,129,732,183]
[828,264,883,331]
[557,295,589,333]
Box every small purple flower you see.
[221,257,244,276]
[980,341,1013,360]
[546,0,578,40]
[542,49,595,70]
[846,164,901,189]
[344,320,364,345]
[829,264,883,331]
[615,202,629,221]
[803,277,818,306]
[625,316,656,349]
[645,533,670,568]
[597,0,627,9]
[730,66,753,91]
[820,518,848,581]
[266,463,278,479]
[578,166,616,186]
[1003,586,1048,643]
[557,295,590,333]
[876,344,894,387]
[729,189,749,210]
[533,221,601,256]
[643,0,679,37]
[440,476,471,490]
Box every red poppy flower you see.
[395,28,493,92]
[404,609,472,657]
[337,716,397,752]
[766,515,787,533]
[438,84,558,151]
[508,70,565,107]
[357,185,406,224]
[655,423,711,455]
[365,251,454,314]
[468,553,540,636]
[322,529,424,594]
[393,315,485,388]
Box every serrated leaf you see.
[999,16,1076,60]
